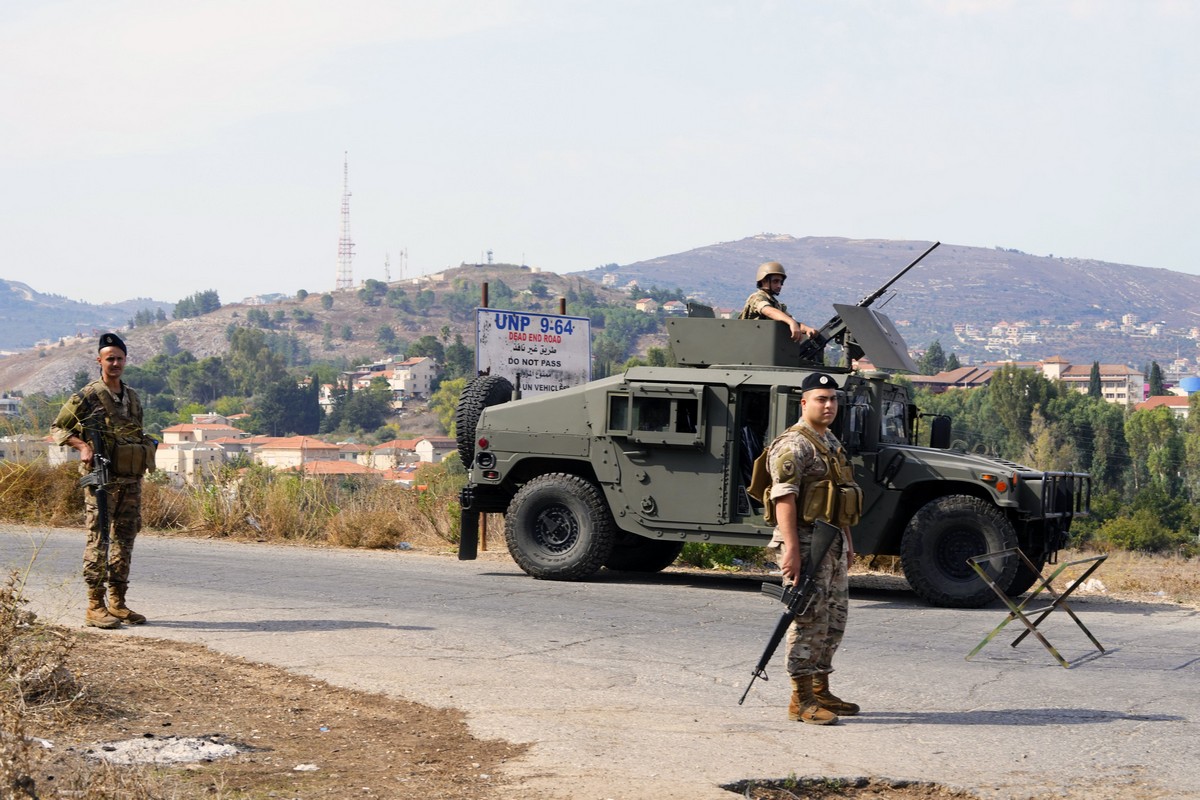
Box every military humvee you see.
[455,255,1090,608]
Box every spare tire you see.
[455,375,513,468]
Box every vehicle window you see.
[841,391,870,448]
[608,393,630,432]
[635,397,672,431]
[880,396,907,443]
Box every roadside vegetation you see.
[0,459,466,551]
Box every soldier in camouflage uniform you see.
[52,333,157,629]
[738,261,818,342]
[764,372,861,725]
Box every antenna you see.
[335,152,354,290]
[384,252,391,282]
[399,248,407,280]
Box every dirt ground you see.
[16,553,1196,800]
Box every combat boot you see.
[107,583,147,625]
[812,673,859,716]
[85,586,121,629]
[788,675,838,725]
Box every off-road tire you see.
[603,534,685,573]
[900,495,1018,608]
[455,375,513,468]
[505,473,616,580]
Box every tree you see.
[250,378,320,436]
[944,353,961,372]
[1148,361,1166,397]
[1125,406,1183,493]
[1088,361,1102,398]
[226,328,288,396]
[72,369,90,391]
[173,290,221,319]
[377,325,397,347]
[443,334,475,380]
[296,289,309,301]
[430,377,468,434]
[408,335,445,363]
[321,293,334,310]
[983,364,1055,459]
[162,331,181,356]
[341,377,393,431]
[918,341,946,375]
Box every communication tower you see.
[335,153,354,290]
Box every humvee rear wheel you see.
[603,534,685,573]
[505,474,616,580]
[455,375,514,468]
[900,495,1018,608]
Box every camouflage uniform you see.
[738,288,787,320]
[766,420,852,679]
[51,380,150,591]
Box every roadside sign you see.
[475,308,592,396]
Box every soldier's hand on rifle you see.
[68,435,94,466]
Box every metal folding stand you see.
[965,548,1108,668]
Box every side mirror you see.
[929,416,951,450]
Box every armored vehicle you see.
[456,250,1090,608]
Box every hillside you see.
[0,280,173,352]
[574,235,1200,366]
[0,264,626,396]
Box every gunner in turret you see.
[738,261,818,342]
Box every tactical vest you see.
[760,424,862,528]
[793,425,862,528]
[78,381,157,477]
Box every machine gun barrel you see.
[856,240,940,308]
[796,240,940,364]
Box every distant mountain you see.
[0,280,173,351]
[573,235,1200,367]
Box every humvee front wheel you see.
[505,474,616,580]
[604,534,685,573]
[900,495,1018,608]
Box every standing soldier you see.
[764,372,861,724]
[738,261,819,342]
[52,333,158,629]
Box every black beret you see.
[98,333,127,354]
[801,372,836,392]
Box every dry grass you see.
[2,570,169,799]
[0,461,464,551]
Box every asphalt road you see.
[3,525,1198,800]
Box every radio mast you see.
[335,153,354,290]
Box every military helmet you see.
[755,261,787,285]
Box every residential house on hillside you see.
[1135,395,1191,420]
[911,357,1145,406]
[254,436,340,469]
[363,436,456,469]
[0,434,48,463]
[0,394,21,416]
[635,298,658,313]
[161,422,247,445]
[1040,358,1144,405]
[389,356,438,402]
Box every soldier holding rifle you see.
[52,333,157,629]
[763,372,862,724]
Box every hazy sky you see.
[2,0,1196,305]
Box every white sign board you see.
[475,308,592,396]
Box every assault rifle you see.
[77,425,112,561]
[738,520,841,705]
[796,240,940,365]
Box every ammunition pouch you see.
[112,441,158,477]
[799,479,862,527]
